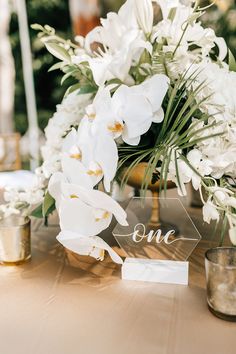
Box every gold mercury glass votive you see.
[205,247,236,321]
[0,216,31,265]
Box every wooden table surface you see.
[0,195,235,354]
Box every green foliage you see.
[117,71,224,197]
[10,0,127,135]
[11,0,236,136]
[31,192,55,219]
[31,204,43,218]
[42,192,55,217]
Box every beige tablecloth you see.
[0,200,235,354]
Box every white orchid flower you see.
[48,152,94,210]
[113,74,169,145]
[168,157,192,196]
[49,175,127,263]
[58,183,128,237]
[85,77,169,146]
[48,172,65,208]
[62,121,119,192]
[57,126,99,191]
[202,200,220,224]
[206,186,236,210]
[134,0,153,34]
[57,230,123,264]
[85,88,124,140]
[79,119,119,192]
[187,149,212,190]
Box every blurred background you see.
[0,0,235,170]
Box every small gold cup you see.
[0,216,31,265]
[205,247,236,321]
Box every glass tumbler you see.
[0,216,31,265]
[205,247,236,321]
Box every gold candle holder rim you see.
[0,216,30,229]
[205,247,236,270]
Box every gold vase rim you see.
[0,216,31,229]
[205,247,236,269]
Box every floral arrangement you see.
[1,0,236,262]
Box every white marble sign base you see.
[122,258,189,285]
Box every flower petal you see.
[95,133,119,192]
[140,74,169,112]
[59,196,112,236]
[61,155,94,189]
[48,172,65,206]
[57,230,123,264]
[61,183,128,227]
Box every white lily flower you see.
[57,230,123,264]
[134,0,153,34]
[87,32,151,86]
[214,37,228,61]
[156,0,191,20]
[84,2,152,86]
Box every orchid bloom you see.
[85,87,124,140]
[202,185,236,230]
[57,230,123,263]
[187,149,212,190]
[57,182,128,236]
[62,121,118,192]
[113,74,169,145]
[207,186,236,209]
[48,177,127,263]
[86,75,169,146]
[202,200,220,224]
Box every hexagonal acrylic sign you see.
[113,197,201,262]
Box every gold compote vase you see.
[120,162,176,231]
